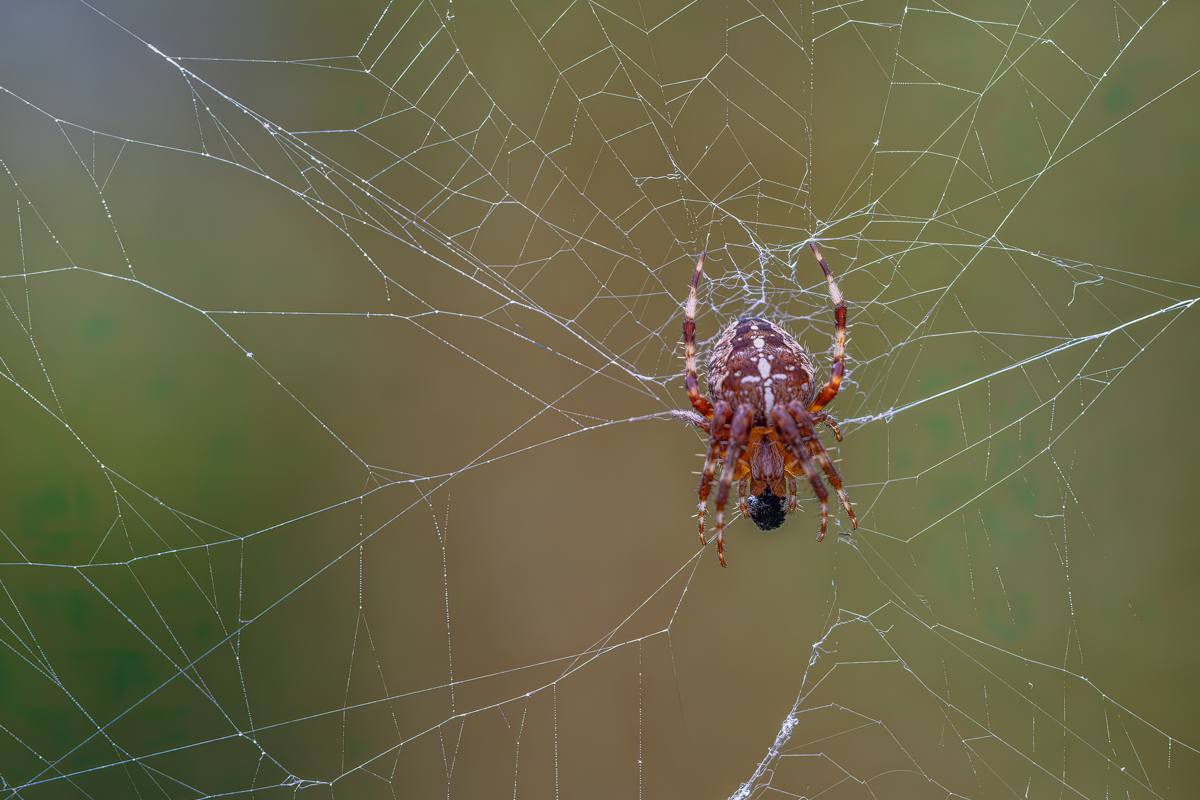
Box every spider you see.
[674,243,857,566]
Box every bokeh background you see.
[0,0,1198,797]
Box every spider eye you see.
[746,486,788,531]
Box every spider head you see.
[745,485,788,531]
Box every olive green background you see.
[0,0,1197,797]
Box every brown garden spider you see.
[674,244,857,566]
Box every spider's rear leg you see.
[806,242,848,415]
[771,405,830,540]
[810,411,843,442]
[683,253,713,418]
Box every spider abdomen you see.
[707,317,816,424]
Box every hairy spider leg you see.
[683,253,714,418]
[771,404,831,541]
[785,473,798,513]
[790,401,856,532]
[810,411,843,442]
[807,242,848,415]
[695,401,731,545]
[713,405,754,566]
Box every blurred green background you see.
[0,0,1197,797]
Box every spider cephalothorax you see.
[674,244,857,566]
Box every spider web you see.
[0,0,1198,797]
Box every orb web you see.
[0,1,1197,797]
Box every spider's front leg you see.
[713,405,753,567]
[696,401,732,546]
[785,474,798,514]
[772,404,830,540]
[789,402,856,532]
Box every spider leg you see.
[696,401,731,546]
[810,411,843,442]
[683,253,714,418]
[807,242,848,415]
[670,408,711,433]
[785,474,798,514]
[789,401,857,533]
[771,404,830,541]
[738,477,751,518]
[713,405,753,567]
